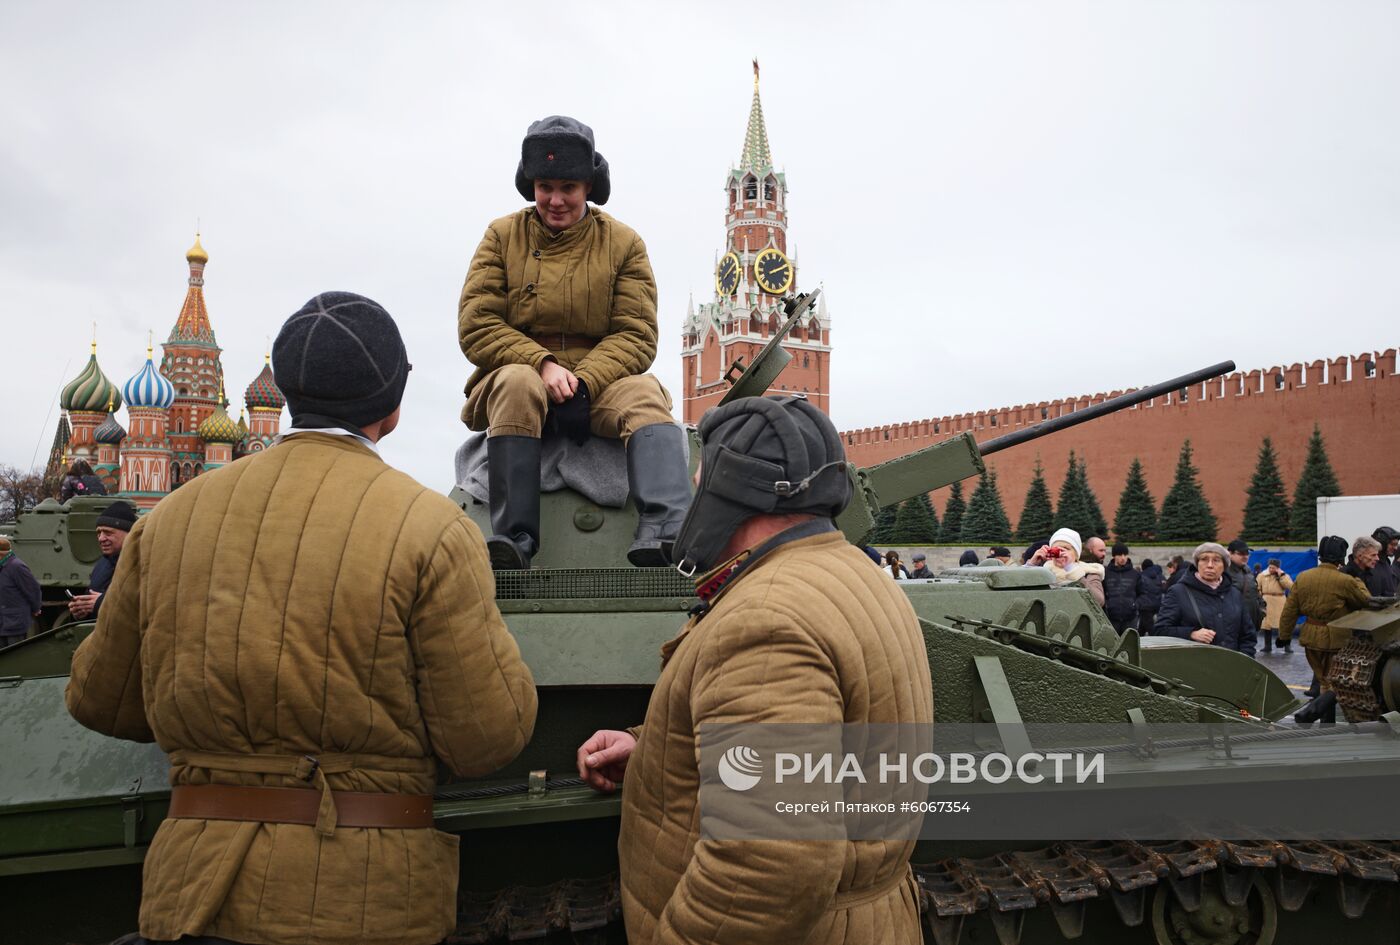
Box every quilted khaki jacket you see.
[619,528,934,945]
[1280,562,1371,651]
[66,432,538,945]
[458,207,658,404]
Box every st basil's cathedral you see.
[49,236,285,510]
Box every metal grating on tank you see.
[492,567,695,600]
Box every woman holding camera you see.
[1026,527,1105,607]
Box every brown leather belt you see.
[529,332,597,351]
[168,784,435,829]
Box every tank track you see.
[1331,638,1385,722]
[445,838,1400,944]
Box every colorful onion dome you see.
[186,233,208,265]
[123,346,176,410]
[94,412,127,445]
[61,344,122,413]
[243,358,285,410]
[198,395,241,444]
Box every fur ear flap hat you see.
[515,115,611,205]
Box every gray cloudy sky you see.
[3,1,1397,490]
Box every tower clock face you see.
[753,247,793,295]
[715,252,740,296]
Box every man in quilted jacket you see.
[68,292,538,945]
[577,395,933,945]
[458,115,691,570]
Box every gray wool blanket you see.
[454,433,633,508]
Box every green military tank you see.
[4,293,1400,945]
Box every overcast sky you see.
[3,2,1397,490]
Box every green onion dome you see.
[61,345,122,413]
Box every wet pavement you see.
[1254,639,1316,691]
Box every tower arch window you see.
[763,178,775,201]
[743,176,757,200]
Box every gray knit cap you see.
[272,292,410,429]
[1193,542,1229,564]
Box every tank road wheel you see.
[1152,874,1277,945]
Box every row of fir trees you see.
[867,425,1341,546]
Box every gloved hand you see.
[549,378,591,446]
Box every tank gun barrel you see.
[836,360,1237,541]
[978,360,1236,456]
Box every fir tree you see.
[1055,451,1094,539]
[939,479,966,543]
[890,496,940,544]
[918,492,940,539]
[1016,458,1055,542]
[960,468,1013,544]
[1241,437,1291,543]
[1113,458,1158,543]
[870,503,898,544]
[1288,425,1343,541]
[1157,440,1218,541]
[1078,457,1109,540]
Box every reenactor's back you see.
[68,293,538,945]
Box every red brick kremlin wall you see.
[840,350,1400,542]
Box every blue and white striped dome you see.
[123,354,175,410]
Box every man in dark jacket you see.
[1226,539,1264,629]
[0,536,43,647]
[1347,531,1397,597]
[1102,543,1140,633]
[1136,558,1165,635]
[1372,526,1400,596]
[66,501,136,622]
[908,552,934,578]
[1156,542,1257,657]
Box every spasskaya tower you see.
[679,62,832,423]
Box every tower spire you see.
[741,59,772,171]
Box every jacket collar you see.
[688,519,838,620]
[527,205,598,252]
[274,430,383,460]
[1181,569,1227,597]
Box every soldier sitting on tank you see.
[458,115,691,570]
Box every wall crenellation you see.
[843,349,1396,448]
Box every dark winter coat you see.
[0,553,42,636]
[1345,559,1397,598]
[1156,569,1257,657]
[1102,561,1141,624]
[1136,563,1165,613]
[909,565,934,579]
[59,474,108,501]
[86,551,119,620]
[1227,561,1264,627]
